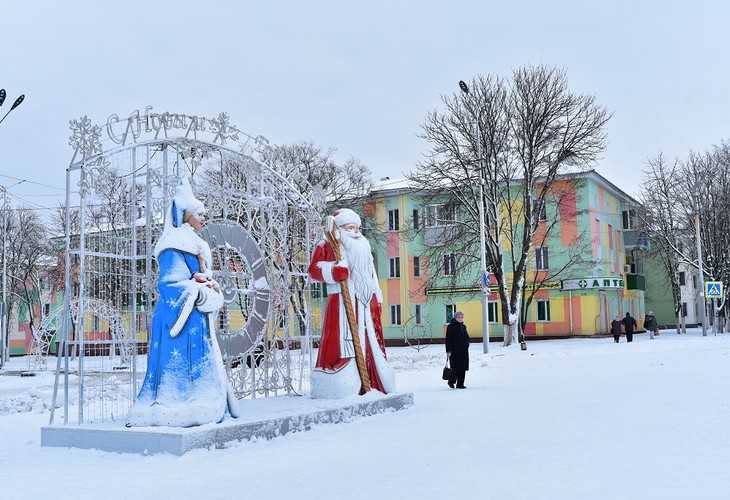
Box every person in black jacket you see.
[445,311,470,389]
[611,314,623,343]
[622,312,637,342]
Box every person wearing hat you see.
[611,314,623,343]
[644,310,658,339]
[622,311,637,342]
[445,311,470,388]
[128,178,239,427]
[308,208,395,398]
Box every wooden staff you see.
[325,216,371,394]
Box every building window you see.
[426,203,456,227]
[93,315,100,331]
[389,304,402,326]
[625,249,644,275]
[414,304,423,325]
[413,256,421,277]
[679,271,686,286]
[388,209,399,231]
[389,257,400,278]
[536,300,551,322]
[682,302,688,317]
[445,304,456,323]
[535,247,549,270]
[692,274,698,289]
[412,209,421,230]
[533,200,547,223]
[443,253,456,276]
[43,303,51,316]
[622,209,636,230]
[488,301,498,323]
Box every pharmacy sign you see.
[561,277,624,291]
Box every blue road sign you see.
[705,281,723,299]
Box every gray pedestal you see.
[41,392,413,455]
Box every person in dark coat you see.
[644,311,658,339]
[611,314,623,343]
[622,312,637,342]
[445,311,470,389]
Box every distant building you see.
[644,235,704,330]
[346,170,650,343]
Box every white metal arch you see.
[50,110,322,424]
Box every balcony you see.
[625,273,645,291]
[424,225,459,246]
[623,230,650,251]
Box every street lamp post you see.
[692,187,708,336]
[459,80,490,354]
[0,89,26,126]
[0,89,26,367]
[0,188,6,367]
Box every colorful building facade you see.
[363,171,648,343]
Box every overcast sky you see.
[1,0,729,216]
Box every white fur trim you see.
[339,293,355,359]
[310,361,360,399]
[170,288,198,338]
[207,315,240,418]
[333,208,361,227]
[319,261,335,283]
[364,305,396,393]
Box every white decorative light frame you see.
[50,109,323,424]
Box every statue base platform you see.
[41,392,413,455]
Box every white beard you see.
[340,231,375,304]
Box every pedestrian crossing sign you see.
[705,281,723,299]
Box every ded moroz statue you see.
[308,208,396,398]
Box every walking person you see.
[445,311,470,389]
[644,311,658,339]
[622,312,637,342]
[611,314,623,343]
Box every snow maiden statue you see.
[127,178,239,427]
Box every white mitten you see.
[196,285,224,313]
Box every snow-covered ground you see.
[1,328,728,500]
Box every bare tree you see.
[642,143,730,334]
[2,206,51,342]
[682,145,730,332]
[638,153,689,333]
[262,140,373,209]
[411,65,611,345]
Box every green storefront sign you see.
[561,277,624,291]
